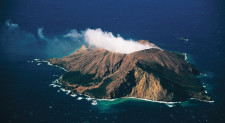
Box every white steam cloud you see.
[84,28,153,54]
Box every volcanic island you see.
[48,40,210,102]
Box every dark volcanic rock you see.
[48,40,210,102]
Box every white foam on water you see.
[49,83,60,88]
[41,60,48,63]
[60,88,66,92]
[97,99,116,101]
[77,97,83,100]
[34,59,64,72]
[47,62,53,66]
[34,58,42,62]
[184,53,188,61]
[45,60,67,71]
[85,96,94,101]
[166,104,176,108]
[70,93,77,97]
[54,85,60,88]
[66,90,71,95]
[52,85,57,87]
[184,54,187,60]
[91,100,98,105]
[54,65,67,71]
[51,83,98,105]
[51,79,60,86]
[189,98,214,103]
[54,80,59,83]
[122,97,182,104]
[97,97,181,108]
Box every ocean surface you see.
[0,0,225,122]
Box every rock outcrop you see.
[48,40,210,102]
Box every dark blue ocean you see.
[0,0,225,122]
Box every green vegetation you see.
[85,78,113,98]
[175,53,186,60]
[62,71,102,86]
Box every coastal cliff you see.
[48,40,210,102]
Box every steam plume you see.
[84,28,153,54]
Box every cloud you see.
[1,20,155,59]
[84,28,153,54]
[1,20,83,58]
[5,20,19,30]
[0,20,40,59]
[38,28,47,40]
[37,28,83,57]
[63,29,83,41]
